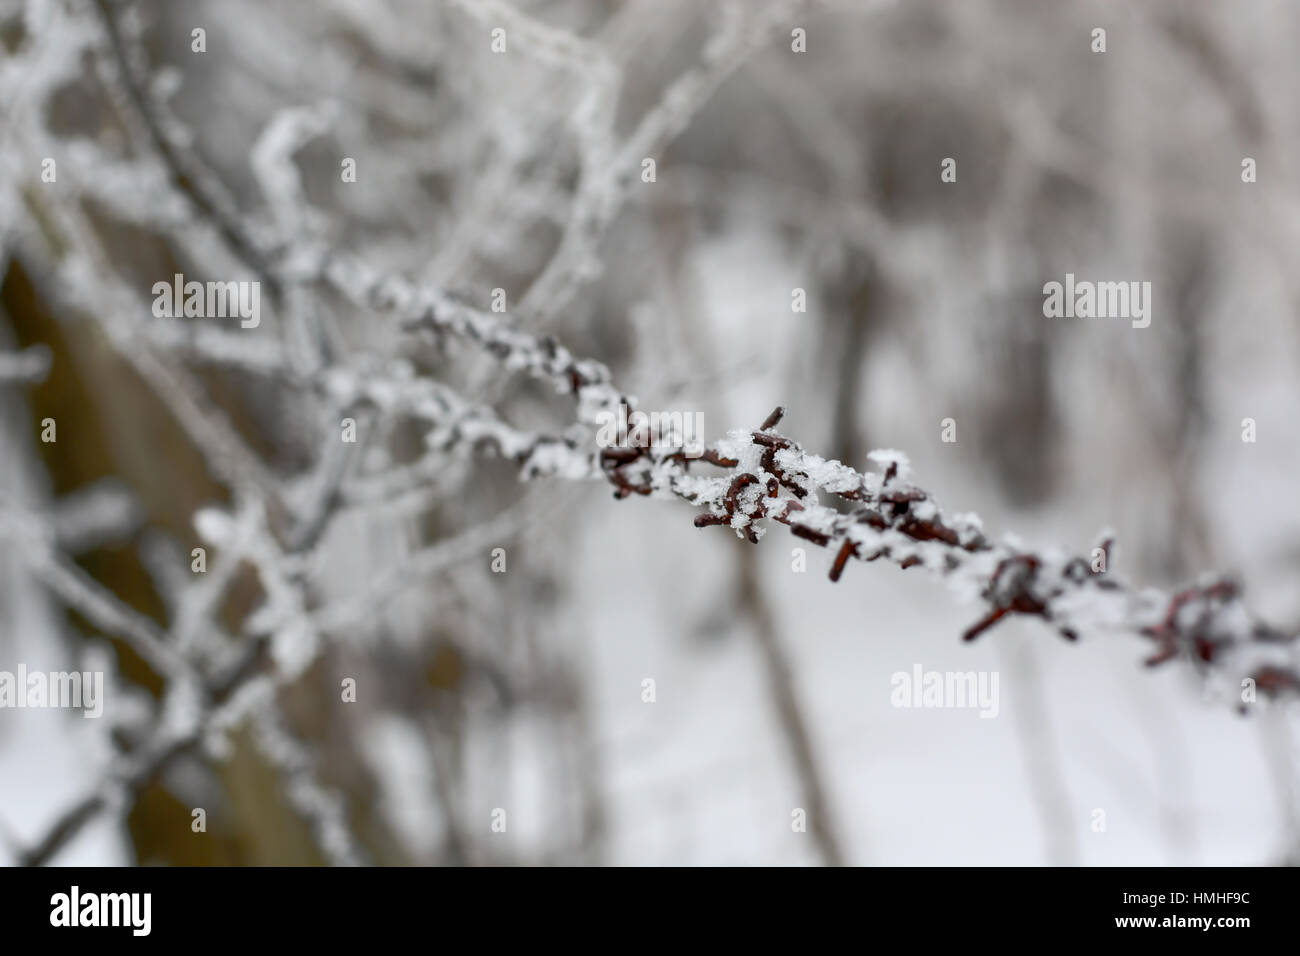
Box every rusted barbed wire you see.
[586,405,1299,708]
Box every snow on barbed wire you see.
[574,405,1299,706]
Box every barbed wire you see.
[4,0,1297,869]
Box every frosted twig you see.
[249,698,366,867]
[311,496,534,636]
[19,634,271,866]
[23,479,141,554]
[89,0,282,301]
[0,345,52,384]
[520,0,816,320]
[0,496,185,680]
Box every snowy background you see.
[1,0,1298,865]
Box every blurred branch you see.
[0,344,51,385]
[90,0,283,302]
[737,551,847,865]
